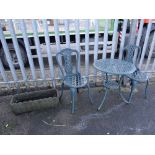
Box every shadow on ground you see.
[0,83,155,135]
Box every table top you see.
[94,59,136,75]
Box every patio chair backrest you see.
[123,45,141,67]
[56,48,79,78]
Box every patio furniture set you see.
[10,45,149,114]
[56,45,149,113]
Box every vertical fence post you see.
[42,19,55,87]
[111,19,118,59]
[118,19,128,60]
[0,23,18,82]
[75,19,80,73]
[129,19,138,45]
[133,19,144,63]
[151,59,155,71]
[64,19,70,48]
[85,19,90,77]
[102,19,109,60]
[54,19,62,78]
[93,19,99,82]
[32,19,46,83]
[8,19,27,82]
[20,19,36,81]
[54,19,61,53]
[145,31,155,71]
[0,58,10,88]
[139,20,152,69]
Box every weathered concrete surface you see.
[0,83,155,135]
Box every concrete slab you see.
[0,83,155,135]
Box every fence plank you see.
[32,19,46,81]
[102,19,109,60]
[85,19,90,76]
[42,19,55,87]
[93,19,99,81]
[0,23,18,82]
[54,19,61,53]
[119,19,128,60]
[139,20,152,69]
[75,19,80,73]
[8,19,27,82]
[129,19,138,45]
[151,58,155,71]
[111,19,118,59]
[54,19,62,77]
[133,19,144,63]
[64,19,70,48]
[0,58,10,88]
[145,31,155,71]
[20,19,36,81]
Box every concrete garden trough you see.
[10,89,59,114]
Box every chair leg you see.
[86,83,93,104]
[144,80,149,99]
[97,88,108,111]
[128,80,136,103]
[59,82,64,103]
[70,88,77,113]
[77,88,79,94]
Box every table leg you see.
[119,76,130,104]
[128,79,136,103]
[97,73,109,111]
[97,88,108,111]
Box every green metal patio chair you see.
[123,45,149,103]
[56,48,93,113]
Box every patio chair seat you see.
[64,74,88,88]
[104,81,119,89]
[126,71,148,83]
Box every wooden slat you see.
[20,19,36,80]
[0,23,18,82]
[54,19,62,77]
[64,19,70,48]
[102,19,109,60]
[145,31,155,71]
[139,20,152,69]
[93,19,99,81]
[42,19,55,87]
[118,19,128,60]
[111,19,118,59]
[151,58,155,71]
[75,19,80,73]
[54,19,61,53]
[8,19,27,81]
[32,19,46,81]
[129,19,138,45]
[85,19,90,76]
[0,58,10,88]
[133,19,144,63]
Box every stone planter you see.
[10,89,59,114]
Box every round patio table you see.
[94,59,136,75]
[94,59,136,110]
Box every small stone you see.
[107,132,110,135]
[5,124,8,128]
